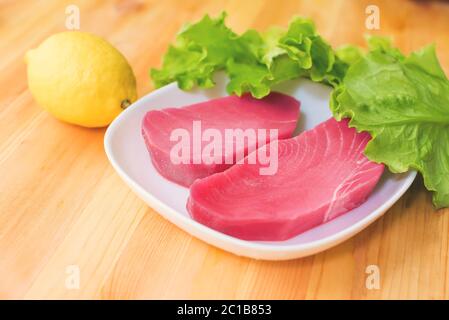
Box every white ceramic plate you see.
[104,73,416,260]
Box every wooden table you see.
[1,0,448,300]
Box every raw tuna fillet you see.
[187,118,384,241]
[142,93,300,187]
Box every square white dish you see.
[104,73,416,260]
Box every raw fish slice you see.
[142,93,300,187]
[187,118,384,241]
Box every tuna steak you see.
[187,118,384,241]
[142,93,300,187]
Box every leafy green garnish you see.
[331,42,449,208]
[151,13,237,90]
[151,13,338,98]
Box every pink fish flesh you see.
[187,118,384,241]
[141,93,300,187]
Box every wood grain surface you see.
[1,0,449,300]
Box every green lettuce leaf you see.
[331,44,449,208]
[276,18,335,82]
[259,27,286,66]
[226,17,337,95]
[225,59,271,98]
[365,35,404,60]
[151,13,340,98]
[224,29,273,98]
[277,18,315,69]
[335,45,364,66]
[150,43,215,90]
[151,13,249,90]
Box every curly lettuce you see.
[331,41,449,208]
[151,13,237,90]
[151,13,338,98]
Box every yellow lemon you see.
[25,31,137,127]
